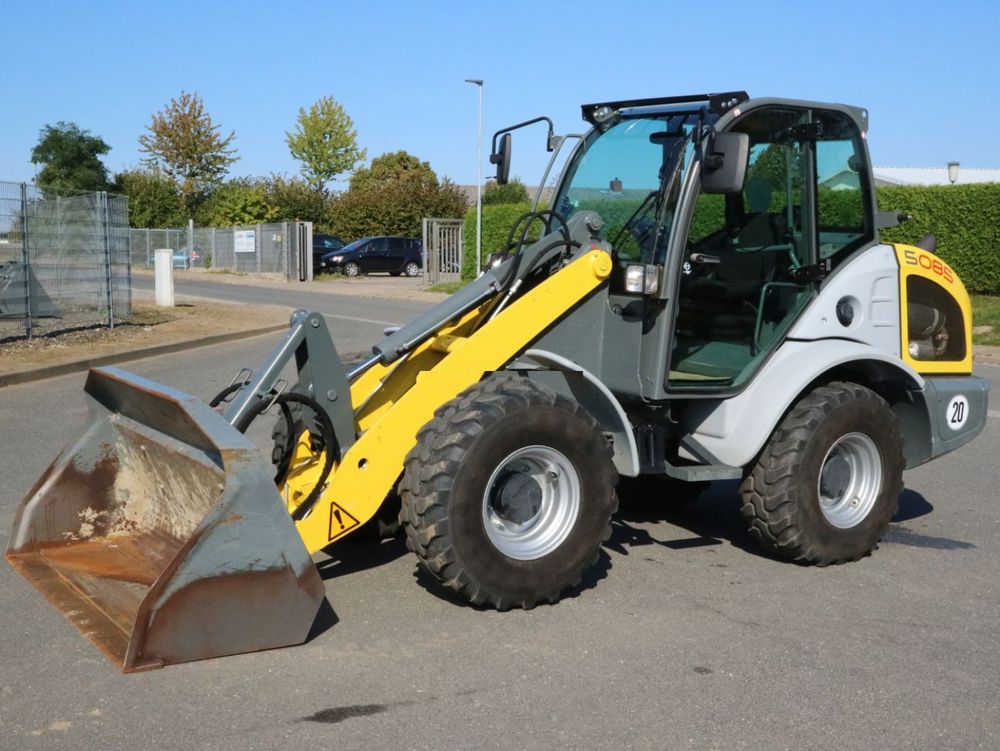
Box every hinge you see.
[789,258,832,283]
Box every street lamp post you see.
[465,78,483,276]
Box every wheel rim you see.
[482,445,581,560]
[817,432,883,529]
[405,262,419,276]
[345,263,359,277]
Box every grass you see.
[427,281,468,294]
[971,295,1000,346]
[206,268,247,276]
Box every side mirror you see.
[701,132,749,194]
[490,133,512,185]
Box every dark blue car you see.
[320,236,423,277]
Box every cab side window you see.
[688,108,809,262]
[814,110,874,265]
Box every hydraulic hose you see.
[233,391,339,522]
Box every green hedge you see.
[462,203,539,278]
[462,184,1000,292]
[878,184,1000,294]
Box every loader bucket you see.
[5,367,325,672]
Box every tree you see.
[327,151,467,239]
[482,177,529,205]
[348,150,436,193]
[112,169,186,228]
[138,91,238,210]
[747,144,799,196]
[196,178,278,227]
[265,174,330,223]
[30,122,111,191]
[286,96,366,191]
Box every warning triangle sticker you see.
[327,501,361,542]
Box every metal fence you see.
[130,222,314,281]
[0,181,131,341]
[422,218,464,285]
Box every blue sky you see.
[3,0,998,190]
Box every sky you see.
[3,0,998,191]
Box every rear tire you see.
[739,381,903,565]
[404,261,421,277]
[400,373,618,609]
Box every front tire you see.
[343,261,361,277]
[740,381,903,565]
[400,374,618,609]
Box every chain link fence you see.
[0,181,131,341]
[130,222,313,280]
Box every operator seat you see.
[735,177,779,248]
[680,178,780,340]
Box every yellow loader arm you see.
[291,248,613,554]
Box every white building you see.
[873,166,1000,187]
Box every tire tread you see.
[400,373,618,608]
[739,381,903,565]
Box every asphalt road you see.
[1,284,998,749]
[131,274,436,352]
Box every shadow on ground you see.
[303,481,960,619]
[613,479,764,558]
[315,537,409,581]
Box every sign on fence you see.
[234,229,256,254]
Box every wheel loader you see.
[6,92,989,671]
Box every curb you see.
[975,345,1000,367]
[0,324,288,389]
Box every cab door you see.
[668,104,876,392]
[669,106,814,390]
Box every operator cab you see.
[549,93,876,398]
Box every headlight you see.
[624,264,659,295]
[330,255,343,263]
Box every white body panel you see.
[679,245,917,468]
[681,339,922,466]
[788,243,900,354]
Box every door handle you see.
[689,253,721,264]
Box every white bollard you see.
[154,248,175,307]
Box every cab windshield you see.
[554,115,696,263]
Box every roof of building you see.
[873,166,1000,186]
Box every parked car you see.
[320,236,423,277]
[172,248,200,269]
[312,234,344,270]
